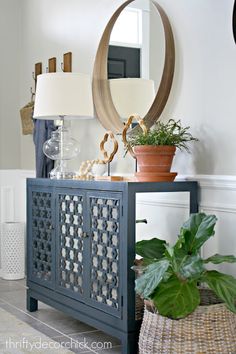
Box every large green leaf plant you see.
[135,213,236,319]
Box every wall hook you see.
[32,62,42,92]
[30,87,35,102]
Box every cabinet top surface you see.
[27,178,198,193]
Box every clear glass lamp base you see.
[43,123,80,180]
[49,162,76,180]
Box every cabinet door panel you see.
[27,187,55,289]
[55,190,86,301]
[86,192,123,318]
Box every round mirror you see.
[92,0,175,134]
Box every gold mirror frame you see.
[92,0,175,134]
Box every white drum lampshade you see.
[33,72,94,179]
[33,72,94,120]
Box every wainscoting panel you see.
[136,175,236,277]
[0,172,235,277]
[0,186,14,222]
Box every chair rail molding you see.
[137,175,236,207]
[186,174,236,191]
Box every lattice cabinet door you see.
[55,190,86,301]
[27,187,55,289]
[86,191,123,318]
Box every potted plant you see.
[135,213,236,353]
[123,118,198,182]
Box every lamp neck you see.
[54,116,71,129]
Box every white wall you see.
[1,0,236,175]
[0,1,236,276]
[0,0,21,168]
[162,0,236,176]
[19,0,134,173]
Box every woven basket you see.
[20,102,34,135]
[139,289,236,354]
[135,294,144,321]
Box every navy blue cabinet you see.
[27,186,55,290]
[27,179,198,353]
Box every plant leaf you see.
[172,249,187,274]
[136,238,167,262]
[179,254,204,279]
[202,270,236,313]
[126,119,198,152]
[135,259,169,298]
[204,254,236,264]
[164,244,174,260]
[152,275,200,319]
[177,213,217,254]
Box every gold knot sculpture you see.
[75,131,118,180]
[122,114,148,158]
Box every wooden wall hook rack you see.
[31,52,72,100]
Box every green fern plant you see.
[127,119,198,152]
[135,213,236,319]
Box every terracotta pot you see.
[133,145,177,182]
[135,171,177,182]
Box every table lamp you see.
[33,72,94,179]
[109,78,155,120]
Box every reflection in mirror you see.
[109,78,155,119]
[92,0,175,134]
[108,0,165,93]
[108,1,160,120]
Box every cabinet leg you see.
[121,332,139,354]
[27,294,38,312]
[190,185,198,214]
